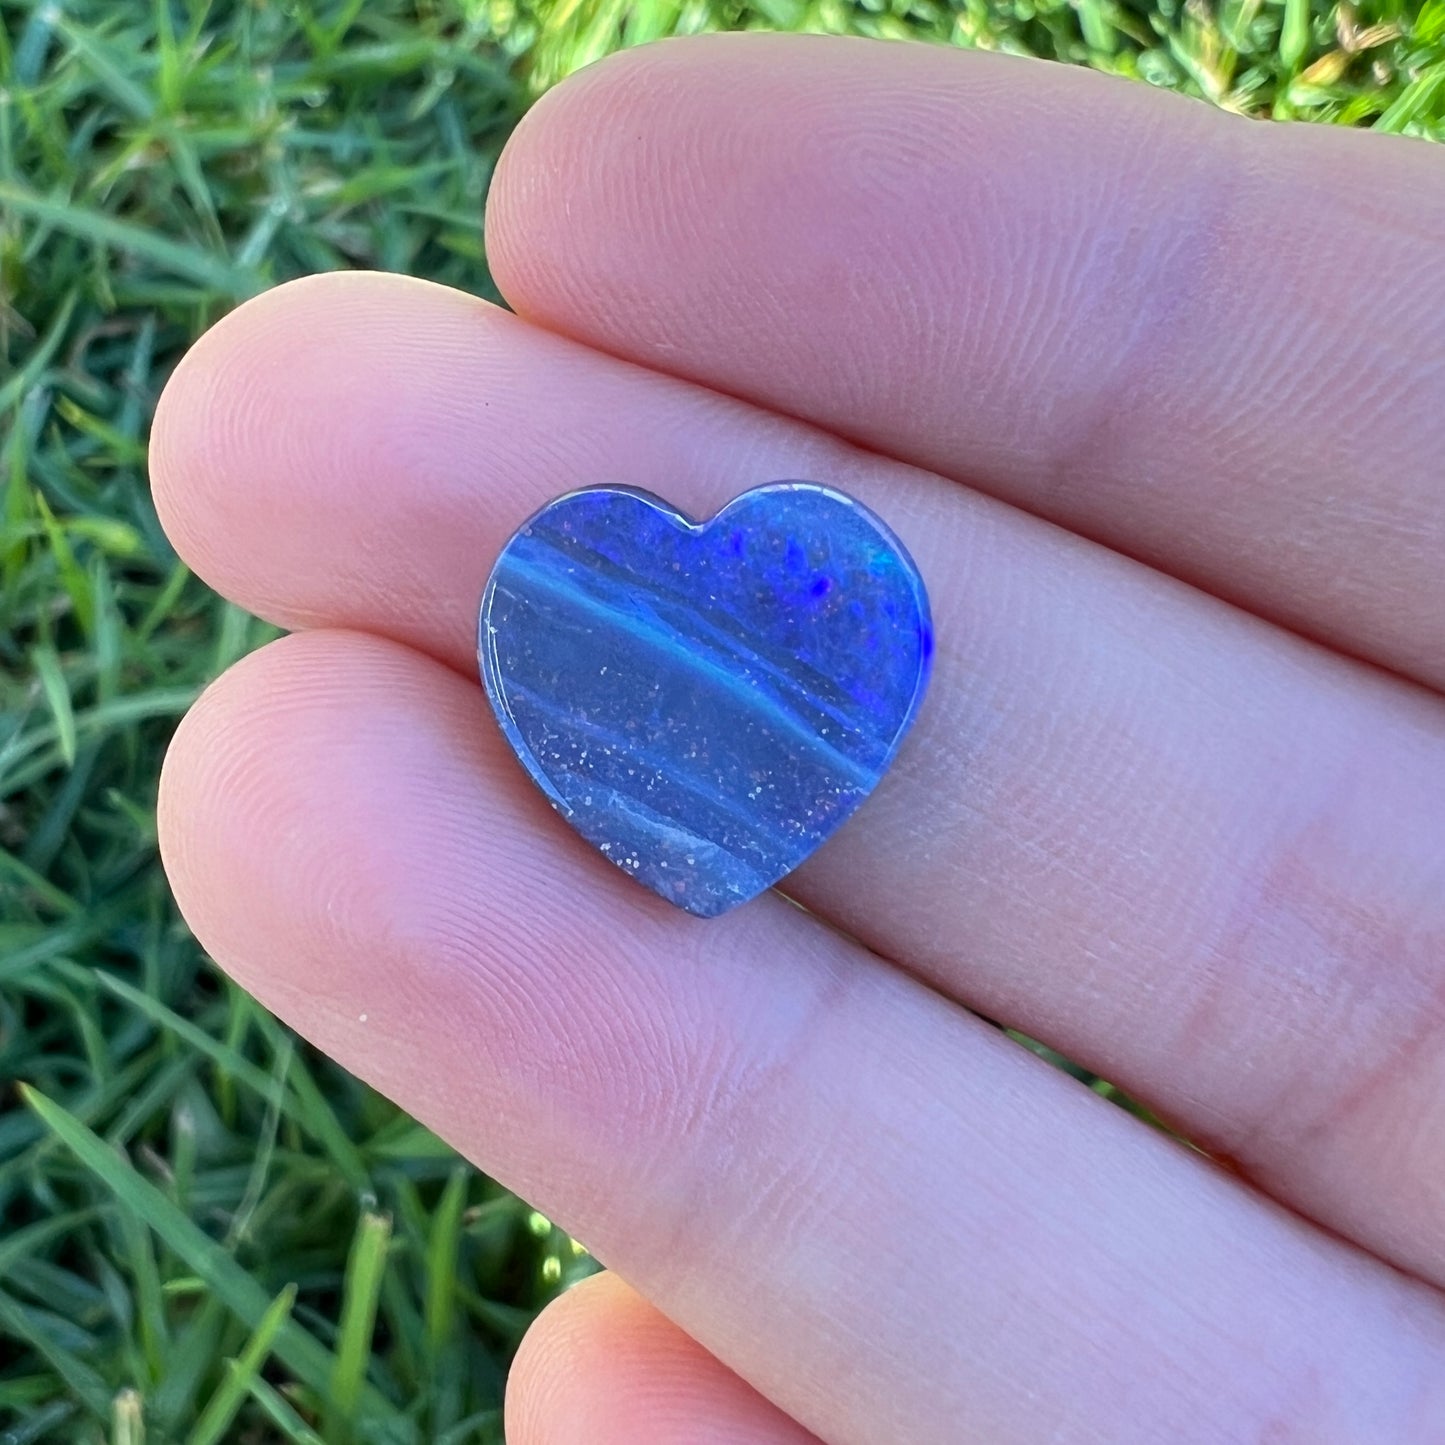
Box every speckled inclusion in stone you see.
[479,483,932,918]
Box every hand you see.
[150,32,1445,1444]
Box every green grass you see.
[1,0,1441,1441]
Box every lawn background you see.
[2,1,1442,1442]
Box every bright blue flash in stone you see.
[478,482,932,918]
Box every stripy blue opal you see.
[479,483,932,918]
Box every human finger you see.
[506,1272,822,1445]
[150,273,1445,1285]
[157,629,1445,1445]
[487,33,1445,690]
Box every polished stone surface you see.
[479,483,932,918]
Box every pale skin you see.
[149,32,1445,1444]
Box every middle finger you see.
[151,270,1445,1284]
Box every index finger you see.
[487,33,1445,690]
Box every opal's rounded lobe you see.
[479,482,932,918]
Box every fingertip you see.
[148,271,488,626]
[504,1272,632,1445]
[151,274,345,571]
[156,628,481,1010]
[506,1271,820,1445]
[486,34,844,324]
[156,630,292,948]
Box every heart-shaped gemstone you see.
[479,483,932,918]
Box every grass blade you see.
[0,182,261,298]
[115,1185,169,1385]
[32,493,93,640]
[112,1387,145,1445]
[30,645,77,769]
[1374,60,1445,133]
[95,971,287,1110]
[249,1009,371,1195]
[19,1086,411,1441]
[425,1168,467,1359]
[327,1210,392,1436]
[242,1373,327,1445]
[0,1289,112,1421]
[187,1284,298,1445]
[1279,0,1311,71]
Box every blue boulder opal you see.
[479,483,932,918]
